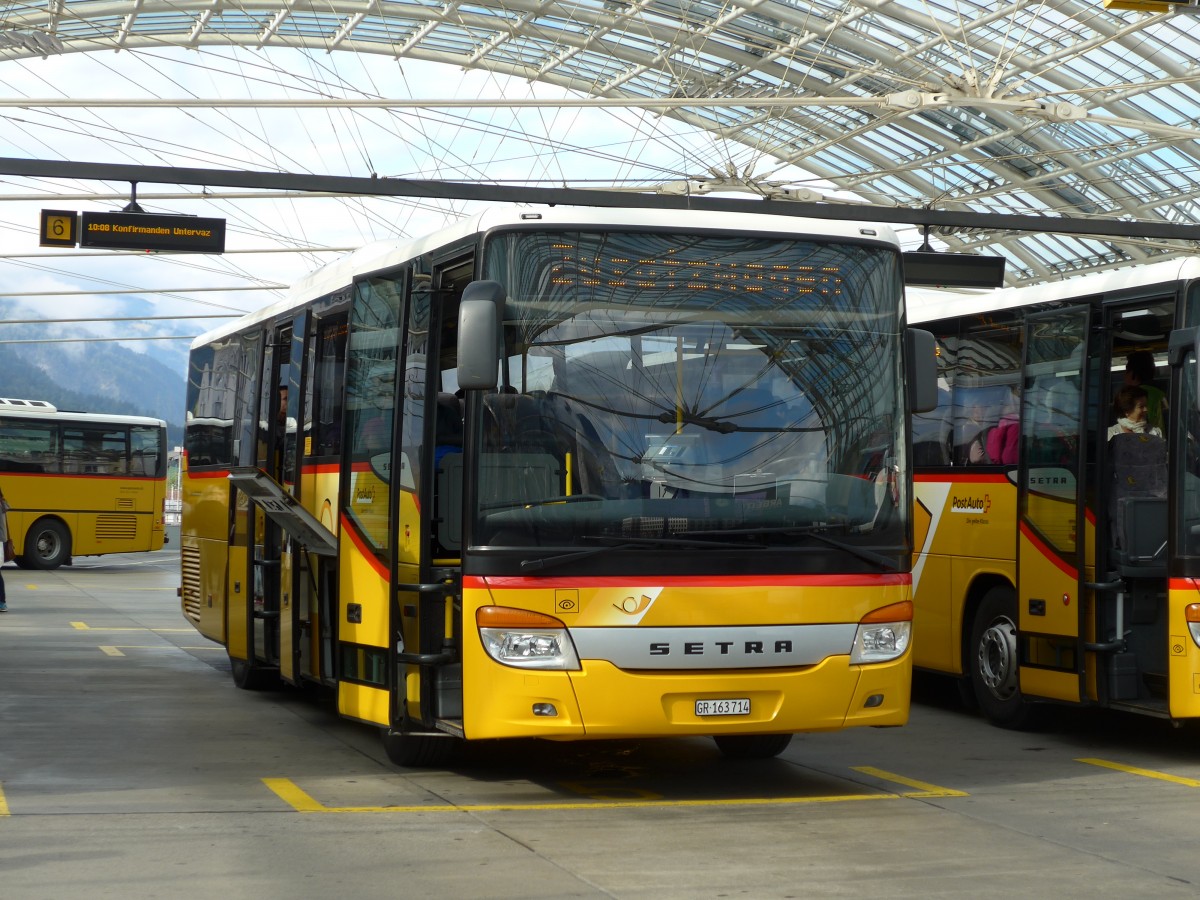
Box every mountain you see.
[0,341,187,447]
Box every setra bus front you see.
[383,223,929,764]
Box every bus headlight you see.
[850,600,913,664]
[1186,603,1200,648]
[477,606,581,670]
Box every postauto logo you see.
[950,493,991,514]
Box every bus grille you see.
[95,515,137,540]
[181,546,202,623]
[115,498,135,510]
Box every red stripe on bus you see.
[301,462,340,474]
[1170,578,1200,592]
[339,512,389,580]
[465,573,911,590]
[4,471,164,482]
[915,472,1010,484]
[1019,520,1078,579]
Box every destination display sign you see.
[79,211,226,253]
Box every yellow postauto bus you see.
[909,257,1200,728]
[180,206,935,765]
[0,398,168,568]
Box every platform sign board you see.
[39,209,78,248]
[79,211,226,253]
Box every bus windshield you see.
[467,228,906,569]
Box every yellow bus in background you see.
[0,398,168,568]
[909,258,1200,728]
[181,207,935,766]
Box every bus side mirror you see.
[457,281,505,391]
[1168,326,1200,412]
[906,328,938,414]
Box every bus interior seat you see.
[1109,432,1168,578]
[433,392,465,552]
[479,392,565,505]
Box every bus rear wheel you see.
[969,587,1037,729]
[713,733,793,760]
[24,518,70,569]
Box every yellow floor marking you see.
[71,622,191,632]
[97,644,221,654]
[263,767,967,814]
[1079,757,1200,788]
[0,783,9,816]
[851,766,969,798]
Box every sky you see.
[0,42,916,377]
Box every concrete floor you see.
[2,540,1200,898]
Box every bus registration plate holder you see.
[695,698,750,717]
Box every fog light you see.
[532,703,558,717]
[863,694,884,708]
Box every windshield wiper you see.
[482,494,604,512]
[520,534,764,572]
[675,525,897,571]
[656,410,737,433]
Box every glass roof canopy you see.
[4,0,1200,285]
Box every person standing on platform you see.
[0,486,11,612]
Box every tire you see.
[381,727,459,768]
[713,733,793,760]
[229,653,279,691]
[969,586,1038,729]
[23,518,71,570]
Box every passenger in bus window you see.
[985,389,1020,465]
[954,399,993,465]
[1124,351,1168,433]
[1108,385,1163,441]
[361,408,392,454]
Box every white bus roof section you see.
[0,398,167,427]
[909,257,1200,325]
[191,205,900,348]
[4,1,1200,286]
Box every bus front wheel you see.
[381,727,459,768]
[969,587,1037,729]
[713,733,793,760]
[24,518,70,569]
[229,654,279,690]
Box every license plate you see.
[695,698,750,717]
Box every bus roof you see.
[192,205,902,350]
[0,398,166,428]
[908,257,1200,326]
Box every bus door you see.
[1099,299,1174,713]
[241,319,303,679]
[277,312,308,683]
[381,258,471,765]
[1017,305,1091,704]
[1169,305,1200,718]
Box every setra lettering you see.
[646,639,795,656]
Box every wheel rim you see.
[977,615,1019,701]
[36,530,61,560]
